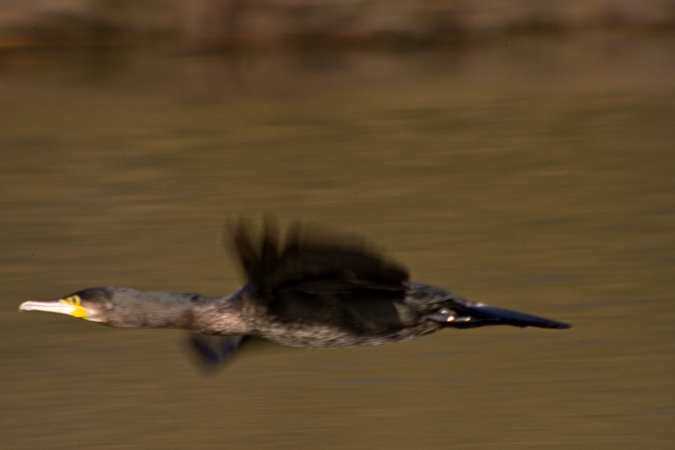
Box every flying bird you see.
[20,221,570,369]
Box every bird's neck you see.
[104,288,250,335]
[190,290,252,335]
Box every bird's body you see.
[20,221,570,367]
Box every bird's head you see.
[19,287,114,323]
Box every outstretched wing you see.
[230,220,411,334]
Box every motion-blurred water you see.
[1,35,674,449]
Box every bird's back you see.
[231,221,445,347]
[231,221,569,348]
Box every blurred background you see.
[1,1,674,449]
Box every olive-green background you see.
[1,35,673,449]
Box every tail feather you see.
[432,303,571,329]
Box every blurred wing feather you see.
[230,221,410,333]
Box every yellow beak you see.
[19,295,88,319]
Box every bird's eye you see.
[61,295,81,306]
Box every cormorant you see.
[19,221,570,368]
